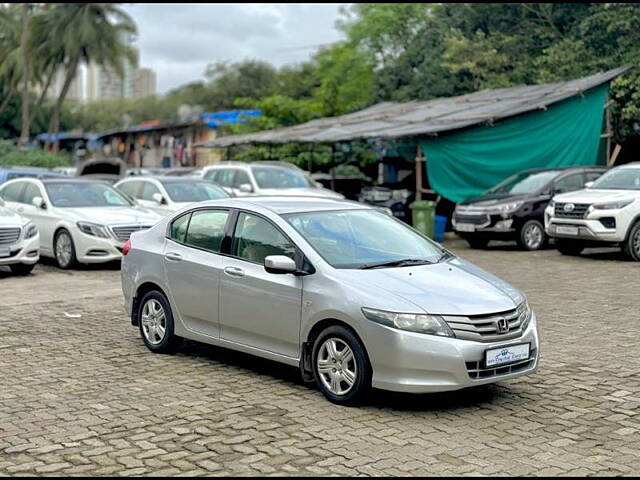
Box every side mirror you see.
[32,196,46,209]
[264,255,297,274]
[152,192,166,205]
[239,183,254,193]
[584,181,594,189]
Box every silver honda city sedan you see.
[121,196,539,405]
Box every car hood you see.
[257,187,345,199]
[553,188,640,203]
[0,205,28,227]
[56,206,162,225]
[460,192,530,206]
[341,257,524,315]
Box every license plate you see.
[556,225,579,235]
[485,343,530,368]
[0,247,9,258]
[456,223,475,232]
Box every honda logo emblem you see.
[496,318,509,334]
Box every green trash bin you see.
[410,200,437,239]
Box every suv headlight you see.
[591,199,633,210]
[518,300,533,331]
[361,307,454,337]
[76,222,111,238]
[488,201,524,215]
[23,222,38,239]
[548,199,555,209]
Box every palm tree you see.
[39,3,137,151]
[0,5,22,118]
[18,3,31,148]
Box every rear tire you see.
[137,290,181,354]
[517,220,547,251]
[10,263,35,275]
[466,237,489,249]
[622,221,640,261]
[555,238,584,256]
[312,325,371,406]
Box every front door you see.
[163,208,230,338]
[219,211,302,358]
[20,182,57,253]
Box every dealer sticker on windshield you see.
[456,223,475,232]
[485,343,530,368]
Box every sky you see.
[122,3,347,95]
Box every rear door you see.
[162,208,231,338]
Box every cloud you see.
[123,3,346,94]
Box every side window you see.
[184,210,229,253]
[214,169,235,187]
[233,169,251,188]
[0,182,25,202]
[140,182,161,201]
[233,212,296,264]
[204,169,218,182]
[585,171,603,183]
[118,181,141,199]
[22,183,43,205]
[554,173,584,193]
[169,213,191,243]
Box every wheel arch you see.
[132,281,169,326]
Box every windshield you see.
[45,182,132,208]
[252,167,311,189]
[162,181,229,202]
[489,171,559,194]
[591,168,640,190]
[285,209,444,269]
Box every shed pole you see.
[415,143,425,202]
[330,144,336,191]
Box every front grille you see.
[443,306,525,343]
[554,202,590,219]
[0,227,21,245]
[466,349,537,379]
[111,225,150,242]
[453,213,490,226]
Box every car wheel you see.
[312,325,371,406]
[138,290,181,353]
[466,237,490,249]
[518,220,547,251]
[54,229,77,269]
[623,221,640,261]
[555,238,584,256]
[9,263,35,275]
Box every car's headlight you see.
[361,307,454,337]
[23,222,38,239]
[518,300,533,331]
[76,222,111,238]
[591,199,633,210]
[488,201,524,214]
[548,199,555,209]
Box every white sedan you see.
[0,178,163,269]
[0,196,39,275]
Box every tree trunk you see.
[0,83,17,117]
[29,63,56,126]
[47,57,79,153]
[18,3,31,148]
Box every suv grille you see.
[443,306,526,343]
[453,213,490,226]
[466,349,537,379]
[0,227,21,245]
[554,202,590,219]
[111,225,151,242]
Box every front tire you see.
[10,263,35,275]
[517,220,547,251]
[312,325,371,406]
[137,290,181,353]
[623,221,640,261]
[556,238,584,256]
[54,229,77,269]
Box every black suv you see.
[453,166,606,250]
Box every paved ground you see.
[1,238,639,476]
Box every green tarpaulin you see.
[420,84,609,203]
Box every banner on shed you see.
[420,84,609,203]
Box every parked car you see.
[453,166,606,250]
[161,167,202,177]
[0,196,39,275]
[0,166,66,184]
[197,161,345,199]
[358,186,414,223]
[121,196,539,405]
[125,168,166,177]
[0,178,162,269]
[52,166,78,177]
[114,177,231,216]
[545,162,640,260]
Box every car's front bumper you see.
[74,232,125,264]
[452,212,518,236]
[365,313,539,393]
[0,233,40,266]
[544,206,626,243]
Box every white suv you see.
[198,161,344,199]
[545,163,640,260]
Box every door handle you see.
[224,266,245,277]
[164,252,183,262]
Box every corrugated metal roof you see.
[198,66,630,147]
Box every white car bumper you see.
[545,205,628,242]
[0,233,40,266]
[74,232,126,264]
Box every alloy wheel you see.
[523,223,543,250]
[317,337,357,396]
[633,228,640,257]
[55,232,73,267]
[141,299,167,345]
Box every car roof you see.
[203,161,301,170]
[40,178,115,184]
[518,165,606,175]
[193,196,370,215]
[119,176,214,183]
[615,162,640,169]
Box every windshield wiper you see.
[437,251,454,263]
[359,258,435,270]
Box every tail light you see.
[122,239,132,256]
